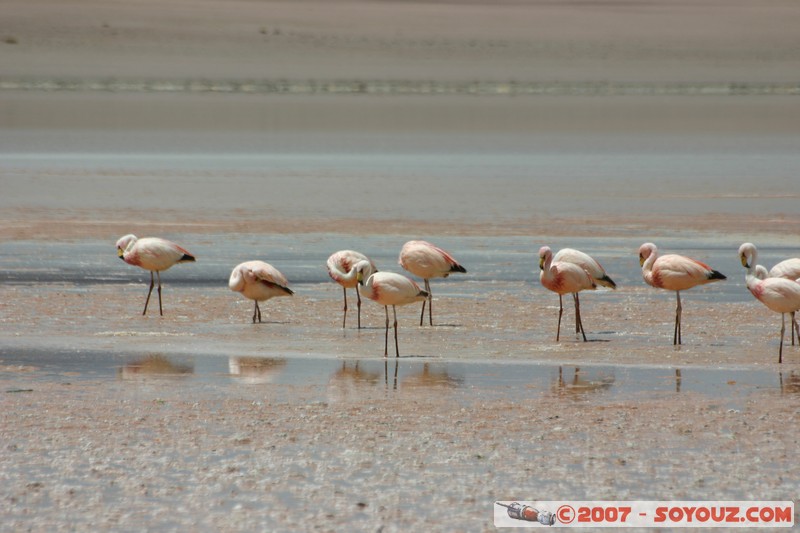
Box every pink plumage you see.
[116,234,196,316]
[326,250,378,329]
[229,260,293,323]
[398,240,466,326]
[742,259,800,363]
[638,242,726,345]
[358,267,428,357]
[539,246,598,342]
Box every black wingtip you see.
[181,254,196,263]
[709,270,726,281]
[451,264,467,274]
[601,275,617,289]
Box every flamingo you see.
[326,250,378,329]
[229,261,294,323]
[398,240,466,326]
[743,263,800,363]
[739,242,800,344]
[638,242,726,345]
[551,247,617,336]
[355,261,429,357]
[116,234,196,316]
[538,246,598,342]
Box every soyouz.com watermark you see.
[494,501,794,527]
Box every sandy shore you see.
[3,376,798,531]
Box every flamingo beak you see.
[357,271,363,285]
[740,255,749,268]
[538,257,545,270]
[117,248,125,259]
[639,254,645,267]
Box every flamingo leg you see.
[779,313,785,364]
[393,305,400,357]
[341,286,348,329]
[425,279,433,326]
[674,291,682,345]
[556,294,564,342]
[156,271,163,316]
[383,306,390,357]
[143,271,155,315]
[419,298,426,326]
[356,285,362,330]
[791,311,797,346]
[574,293,587,342]
[572,293,580,334]
[253,301,262,323]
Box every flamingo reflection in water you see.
[229,357,287,384]
[119,354,193,380]
[549,367,615,399]
[327,361,383,403]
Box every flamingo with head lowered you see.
[739,242,800,345]
[742,263,800,363]
[327,250,378,329]
[638,242,726,345]
[538,246,600,342]
[541,246,617,341]
[398,240,466,326]
[229,261,294,323]
[116,234,196,316]
[355,261,429,357]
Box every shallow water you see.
[2,134,800,222]
[3,348,798,410]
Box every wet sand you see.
[2,0,800,530]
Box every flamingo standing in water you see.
[326,250,378,329]
[739,242,800,344]
[743,263,800,363]
[398,240,466,326]
[116,234,196,316]
[539,246,598,342]
[229,261,294,323]
[550,247,617,337]
[356,261,429,357]
[638,242,726,345]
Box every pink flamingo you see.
[398,240,466,326]
[116,234,196,316]
[356,261,429,357]
[739,242,800,344]
[539,246,598,342]
[551,247,617,336]
[743,263,800,363]
[326,250,378,329]
[229,261,294,323]
[639,242,726,345]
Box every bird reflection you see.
[550,366,615,398]
[229,357,287,384]
[779,371,800,394]
[402,363,463,390]
[119,354,193,380]
[327,361,383,403]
